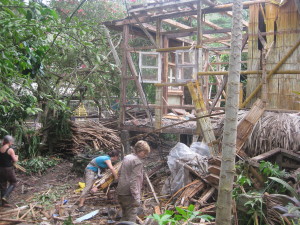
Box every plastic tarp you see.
[162,142,209,194]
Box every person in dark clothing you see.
[0,135,18,207]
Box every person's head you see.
[134,140,150,159]
[108,150,120,161]
[2,135,14,146]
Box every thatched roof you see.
[217,111,300,157]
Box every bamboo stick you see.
[198,70,300,75]
[241,39,300,107]
[144,173,160,205]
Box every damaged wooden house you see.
[104,0,299,155]
[104,0,300,220]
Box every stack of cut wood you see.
[56,121,121,155]
[164,157,221,215]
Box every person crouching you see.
[78,150,119,210]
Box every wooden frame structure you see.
[104,0,300,135]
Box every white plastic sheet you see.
[161,142,209,194]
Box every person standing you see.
[116,140,151,222]
[0,135,18,207]
[78,150,119,210]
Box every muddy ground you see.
[1,146,170,224]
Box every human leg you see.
[2,167,17,203]
[118,195,138,222]
[78,169,96,207]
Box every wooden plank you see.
[208,157,222,167]
[198,187,216,205]
[208,166,220,176]
[205,174,219,186]
[187,81,219,156]
[236,99,265,156]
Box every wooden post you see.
[239,83,243,108]
[261,48,267,105]
[163,36,169,114]
[120,130,130,157]
[155,19,163,129]
[126,52,152,120]
[119,25,129,128]
[196,0,204,134]
[187,81,218,156]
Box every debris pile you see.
[56,121,121,155]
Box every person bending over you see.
[0,135,18,207]
[78,150,119,209]
[116,140,151,222]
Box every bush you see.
[19,156,60,175]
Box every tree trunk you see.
[215,0,243,224]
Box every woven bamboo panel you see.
[246,4,261,105]
[246,0,300,110]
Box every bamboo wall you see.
[246,0,300,110]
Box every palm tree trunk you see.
[215,0,243,224]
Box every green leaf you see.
[175,207,187,217]
[188,204,195,211]
[269,177,299,200]
[26,10,32,20]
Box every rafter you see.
[162,18,230,47]
[128,0,198,14]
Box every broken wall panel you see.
[246,0,300,110]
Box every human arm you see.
[105,159,118,180]
[129,161,143,204]
[8,148,18,162]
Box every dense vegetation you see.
[0,0,128,158]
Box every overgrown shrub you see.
[19,156,60,175]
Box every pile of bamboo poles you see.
[56,121,121,155]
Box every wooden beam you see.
[236,99,265,156]
[119,25,129,126]
[155,19,163,129]
[162,19,191,29]
[104,0,264,27]
[161,18,230,47]
[203,0,266,14]
[131,13,158,48]
[223,11,248,27]
[187,81,219,156]
[163,27,247,38]
[126,52,152,120]
[198,70,300,75]
[156,45,202,52]
[128,0,198,14]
